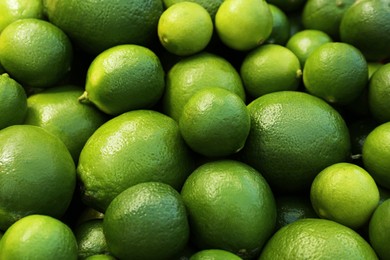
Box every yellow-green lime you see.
[0,214,78,260]
[80,44,165,116]
[103,182,189,260]
[240,44,302,98]
[43,0,163,54]
[74,219,109,259]
[181,160,276,259]
[310,162,380,229]
[340,0,390,62]
[241,91,350,193]
[158,2,213,56]
[0,73,27,130]
[368,63,390,123]
[24,85,107,162]
[286,29,333,66]
[369,198,390,260]
[215,0,273,51]
[85,255,116,260]
[190,249,243,260]
[0,18,73,88]
[362,122,390,190]
[179,87,250,157]
[0,0,44,32]
[265,4,290,45]
[77,110,195,212]
[303,42,368,105]
[0,125,76,230]
[368,62,384,79]
[162,52,246,121]
[162,0,223,19]
[259,218,378,259]
[302,0,355,39]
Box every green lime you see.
[368,63,390,123]
[190,249,242,260]
[369,198,390,259]
[266,4,290,45]
[74,219,109,259]
[162,0,223,19]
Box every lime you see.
[215,0,273,51]
[369,198,390,260]
[181,160,276,259]
[190,249,242,260]
[162,0,223,19]
[266,4,290,45]
[0,214,77,260]
[179,87,250,157]
[368,63,390,123]
[158,2,213,56]
[74,219,109,259]
[0,73,27,130]
[84,255,116,260]
[0,18,73,88]
[240,44,302,98]
[77,110,195,212]
[103,182,189,260]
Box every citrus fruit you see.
[368,62,384,79]
[24,85,107,162]
[179,87,250,157]
[0,18,73,88]
[74,219,109,259]
[266,0,306,13]
[162,52,246,121]
[368,63,390,123]
[158,2,213,56]
[215,0,273,51]
[265,4,290,45]
[275,195,318,230]
[0,73,27,130]
[0,125,76,230]
[240,44,302,98]
[303,42,368,105]
[103,182,189,260]
[0,0,44,32]
[181,160,276,259]
[85,255,116,260]
[369,198,390,260]
[241,91,351,193]
[79,44,165,116]
[77,110,195,212]
[310,162,380,229]
[190,249,242,260]
[301,0,355,39]
[43,0,163,54]
[162,0,223,19]
[362,122,390,190]
[259,218,378,259]
[340,0,390,62]
[286,29,333,66]
[0,214,77,260]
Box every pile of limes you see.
[0,0,390,259]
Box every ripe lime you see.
[0,214,77,260]
[0,18,73,88]
[0,0,44,32]
[369,198,390,260]
[162,52,245,121]
[303,42,368,105]
[240,44,302,98]
[162,0,223,19]
[24,85,107,162]
[368,63,390,123]
[179,87,250,157]
[80,44,165,116]
[103,182,189,260]
[259,218,378,259]
[74,219,109,259]
[0,125,76,230]
[0,73,27,130]
[310,162,380,229]
[340,0,390,62]
[215,0,273,51]
[190,249,242,260]
[77,110,195,212]
[44,0,163,54]
[266,4,290,45]
[241,91,350,193]
[158,2,213,56]
[181,160,276,259]
[362,122,390,189]
[286,29,333,66]
[301,0,355,39]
